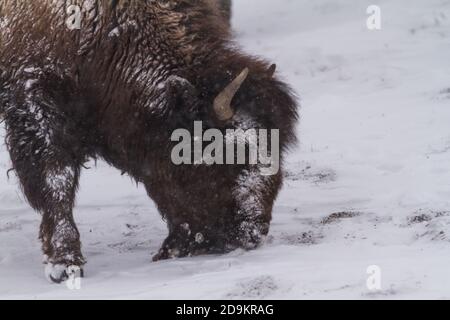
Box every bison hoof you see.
[152,247,182,262]
[45,264,84,284]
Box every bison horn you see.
[267,64,277,77]
[213,67,249,121]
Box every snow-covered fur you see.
[0,0,298,282]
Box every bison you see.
[0,0,298,283]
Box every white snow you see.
[1,0,450,299]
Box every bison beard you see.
[0,0,298,283]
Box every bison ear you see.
[165,76,199,113]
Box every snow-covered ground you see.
[1,0,450,299]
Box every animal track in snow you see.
[227,275,279,299]
[321,211,364,225]
[0,222,22,233]
[279,230,324,246]
[406,210,450,242]
[285,162,337,184]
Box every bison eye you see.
[165,76,199,111]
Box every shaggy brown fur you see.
[217,0,232,23]
[0,0,298,282]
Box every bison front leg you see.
[5,79,85,283]
[11,141,85,284]
[38,165,85,283]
